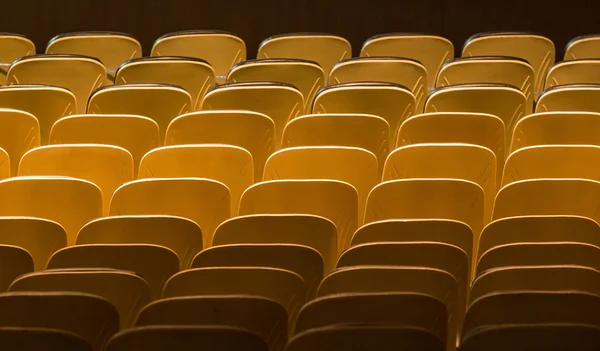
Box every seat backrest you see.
[166,110,274,180]
[545,59,600,89]
[360,33,454,88]
[0,108,40,175]
[424,83,526,146]
[213,214,337,272]
[78,215,202,269]
[565,34,600,60]
[0,245,33,292]
[502,145,600,186]
[47,244,179,300]
[282,113,390,173]
[151,30,246,83]
[436,56,535,112]
[0,85,76,144]
[19,144,134,214]
[263,146,378,227]
[138,145,252,214]
[536,83,600,113]
[0,176,102,245]
[227,58,324,112]
[115,56,215,109]
[384,143,496,221]
[0,292,119,351]
[329,57,428,110]
[493,179,600,224]
[476,242,600,276]
[136,296,287,351]
[49,114,160,173]
[462,32,555,94]
[46,32,142,76]
[192,244,323,298]
[258,33,351,76]
[201,82,303,148]
[0,217,66,271]
[239,180,358,255]
[7,54,106,114]
[0,33,35,71]
[511,111,600,152]
[0,327,93,351]
[478,215,600,262]
[87,83,192,143]
[312,82,416,146]
[10,270,150,328]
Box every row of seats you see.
[1,30,599,351]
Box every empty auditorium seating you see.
[0,34,35,84]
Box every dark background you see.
[5,0,600,59]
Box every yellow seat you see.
[282,113,390,174]
[192,244,323,299]
[0,177,102,245]
[0,85,76,144]
[0,245,33,292]
[511,112,600,152]
[87,83,191,142]
[227,58,324,112]
[365,179,485,257]
[536,83,600,113]
[0,34,35,84]
[476,243,600,276]
[0,292,118,351]
[360,33,454,89]
[263,146,378,225]
[138,145,252,214]
[286,326,444,351]
[312,82,416,146]
[213,214,337,272]
[47,244,179,300]
[384,143,496,221]
[136,296,287,351]
[478,216,600,264]
[0,327,93,351]
[336,243,469,324]
[0,217,66,271]
[436,56,535,112]
[7,54,106,114]
[463,291,600,337]
[107,326,267,351]
[462,32,555,94]
[46,32,142,80]
[295,292,447,342]
[19,144,134,214]
[503,145,600,186]
[109,178,230,248]
[10,270,151,329]
[470,265,600,304]
[424,83,526,146]
[201,81,303,148]
[239,180,358,255]
[115,57,215,109]
[151,30,246,83]
[317,266,458,351]
[165,110,274,180]
[49,114,160,173]
[329,57,428,110]
[163,267,306,330]
[493,179,600,224]
[565,34,600,60]
[351,220,473,263]
[545,60,600,89]
[77,215,202,270]
[461,324,600,351]
[0,109,40,175]
[258,33,351,76]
